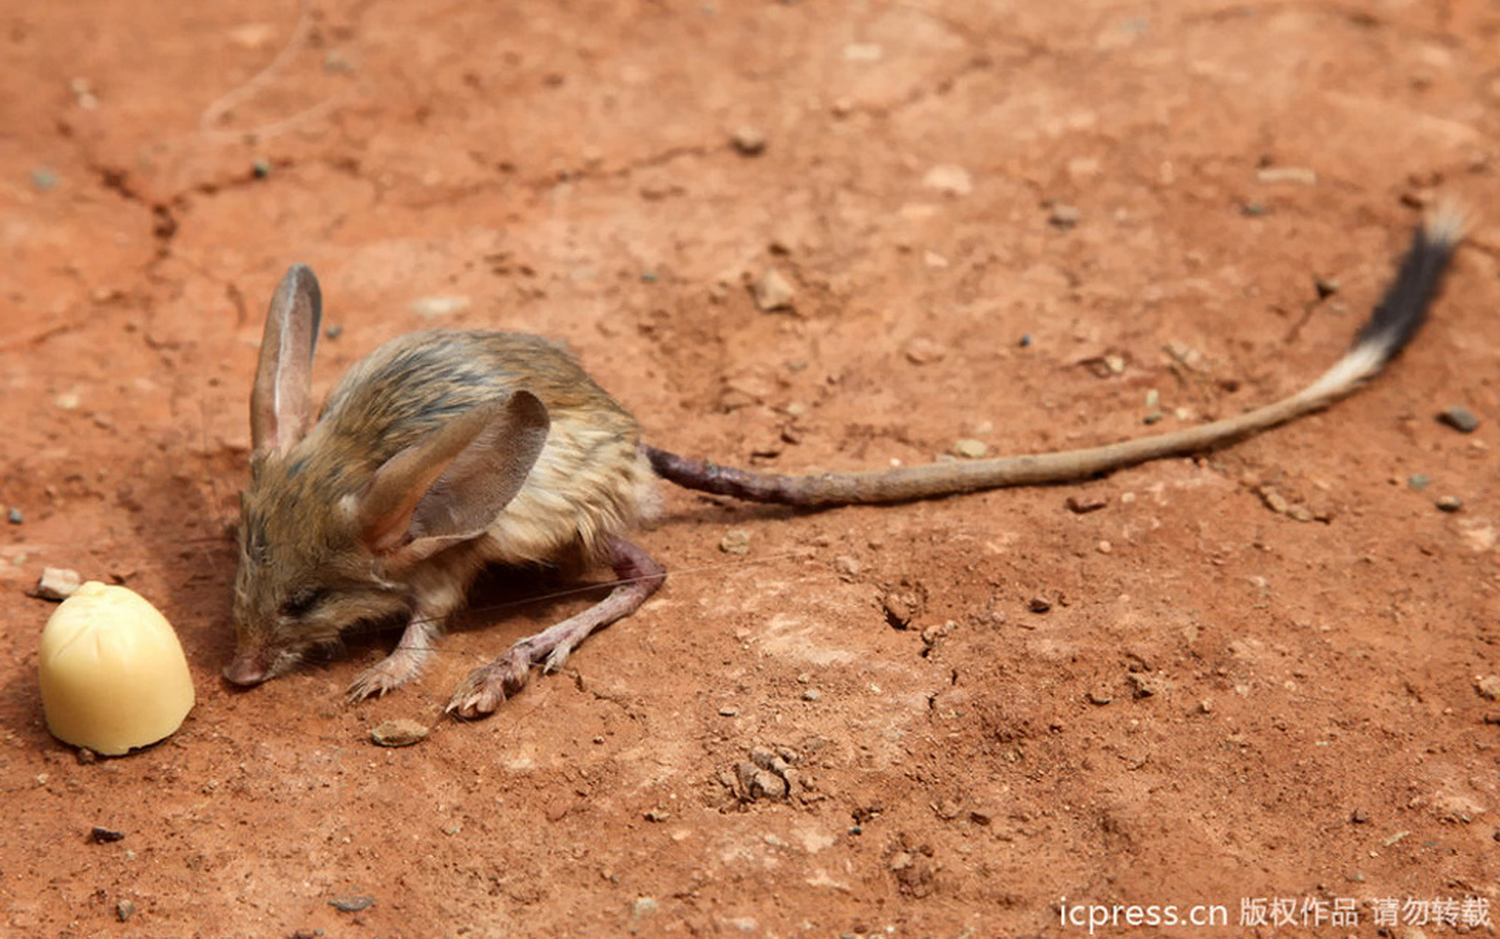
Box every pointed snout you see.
[223,653,268,686]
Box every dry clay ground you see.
[3,1,1500,936]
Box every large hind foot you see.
[445,538,666,719]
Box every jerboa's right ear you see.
[251,264,322,456]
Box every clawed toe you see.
[542,642,576,674]
[445,653,531,719]
[347,666,402,703]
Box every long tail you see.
[647,201,1469,506]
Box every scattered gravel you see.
[1129,673,1166,698]
[719,529,751,555]
[725,745,809,804]
[1065,494,1107,514]
[880,579,928,629]
[751,267,795,312]
[370,719,428,747]
[1255,166,1317,185]
[30,567,82,600]
[952,438,988,459]
[410,295,470,320]
[1048,203,1081,229]
[730,126,766,156]
[903,337,947,365]
[921,164,972,196]
[1438,406,1479,434]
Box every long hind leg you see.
[446,537,666,718]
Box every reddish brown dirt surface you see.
[4,1,1500,936]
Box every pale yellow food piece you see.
[38,582,195,755]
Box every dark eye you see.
[280,588,329,619]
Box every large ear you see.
[250,264,323,456]
[356,391,551,556]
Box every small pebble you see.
[730,126,766,156]
[904,337,947,365]
[31,167,59,191]
[952,438,988,459]
[921,164,972,196]
[1255,166,1317,185]
[1048,203,1081,229]
[324,325,344,340]
[1065,494,1107,514]
[1128,673,1164,698]
[251,158,271,179]
[1351,807,1370,824]
[329,895,375,913]
[719,529,752,555]
[31,567,82,601]
[802,688,822,702]
[1435,495,1463,513]
[644,807,670,822]
[7,507,22,524]
[1018,334,1032,347]
[1437,406,1479,434]
[1027,596,1051,613]
[1313,277,1339,300]
[1475,675,1500,701]
[89,827,125,844]
[410,295,471,320]
[116,900,136,922]
[370,719,428,747]
[718,706,739,717]
[751,268,795,312]
[1260,489,1291,515]
[833,555,862,581]
[1408,474,1430,491]
[1087,688,1113,706]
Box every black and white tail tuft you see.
[1300,199,1470,404]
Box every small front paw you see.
[347,663,408,703]
[445,653,531,719]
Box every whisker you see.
[373,550,810,657]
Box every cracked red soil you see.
[3,1,1500,936]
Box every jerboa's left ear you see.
[355,391,550,558]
